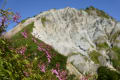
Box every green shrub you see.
[96,42,109,49]
[0,38,25,79]
[21,19,26,23]
[97,66,120,80]
[85,6,113,19]
[112,46,120,71]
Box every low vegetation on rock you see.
[85,6,113,19]
[41,17,47,27]
[89,50,101,64]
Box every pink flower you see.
[59,70,67,80]
[47,55,51,63]
[38,43,52,63]
[17,47,26,55]
[56,63,60,69]
[39,42,44,47]
[45,50,52,63]
[13,12,21,23]
[80,77,88,80]
[23,71,29,77]
[47,57,51,63]
[21,31,28,38]
[52,69,62,80]
[40,64,46,73]
[52,69,59,76]
[51,68,67,80]
[42,48,46,52]
[38,45,52,63]
[37,46,43,51]
[32,37,37,43]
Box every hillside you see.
[4,6,120,79]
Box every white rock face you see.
[4,7,120,75]
[32,8,116,56]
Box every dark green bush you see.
[97,66,120,80]
[112,46,120,71]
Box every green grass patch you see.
[111,31,120,43]
[11,22,67,70]
[21,19,26,23]
[112,46,120,71]
[96,42,109,49]
[89,50,101,64]
[41,17,47,27]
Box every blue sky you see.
[0,0,120,31]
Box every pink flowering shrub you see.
[0,22,69,80]
[51,68,67,80]
[0,9,20,35]
[51,63,67,80]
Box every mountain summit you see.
[4,6,120,78]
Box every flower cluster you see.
[32,37,37,43]
[51,69,67,80]
[21,30,28,38]
[51,64,67,80]
[38,43,52,63]
[38,63,46,73]
[23,71,29,77]
[0,12,20,28]
[17,47,26,55]
[13,12,21,23]
[0,9,21,36]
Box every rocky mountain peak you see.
[4,7,120,77]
